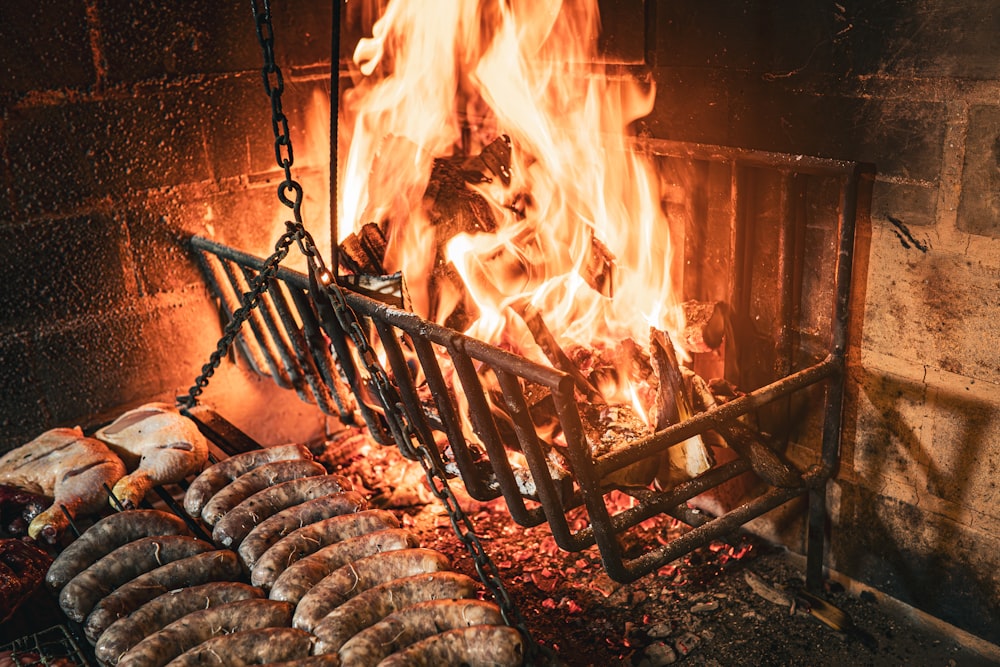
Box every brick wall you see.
[0,0,335,449]
[636,0,1000,645]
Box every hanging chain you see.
[180,0,538,659]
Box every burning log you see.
[688,375,803,488]
[649,329,713,490]
[510,298,605,404]
[680,300,728,355]
[339,222,389,276]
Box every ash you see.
[321,430,998,667]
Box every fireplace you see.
[1,0,998,660]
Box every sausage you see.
[263,657,342,666]
[310,571,479,654]
[84,550,242,644]
[46,510,190,592]
[163,627,315,667]
[293,548,451,632]
[116,599,293,667]
[95,582,262,666]
[183,443,313,519]
[210,475,353,549]
[268,528,417,605]
[250,510,399,588]
[338,599,506,667]
[376,625,525,667]
[200,459,327,526]
[237,492,372,571]
[59,535,214,623]
[260,510,408,600]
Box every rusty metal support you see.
[190,141,872,584]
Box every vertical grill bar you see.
[237,264,312,401]
[266,277,344,416]
[446,346,545,527]
[494,369,579,547]
[284,284,354,420]
[218,259,292,388]
[410,335,499,501]
[370,319,444,466]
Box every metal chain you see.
[181,0,538,659]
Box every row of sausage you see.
[45,438,525,666]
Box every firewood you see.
[338,222,388,275]
[460,134,512,186]
[689,372,802,488]
[649,328,713,489]
[680,301,727,354]
[510,298,605,404]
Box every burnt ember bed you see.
[322,429,996,667]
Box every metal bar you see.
[285,284,354,420]
[237,264,312,403]
[806,164,868,591]
[330,0,340,275]
[446,344,545,527]
[266,277,342,415]
[639,137,864,176]
[410,334,498,501]
[494,369,579,548]
[219,259,292,388]
[370,319,444,466]
[192,249,266,377]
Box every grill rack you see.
[0,625,90,666]
[191,139,872,584]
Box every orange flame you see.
[340,0,685,407]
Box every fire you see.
[340,0,685,408]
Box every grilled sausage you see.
[293,548,451,632]
[59,535,214,623]
[95,582,262,666]
[200,459,327,526]
[338,599,506,667]
[268,528,417,605]
[377,625,525,667]
[262,526,417,604]
[237,491,369,570]
[183,443,313,519]
[262,657,342,666]
[211,475,353,549]
[163,627,315,667]
[250,510,399,589]
[46,510,190,592]
[85,550,242,644]
[116,599,293,667]
[310,572,479,654]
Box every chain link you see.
[180,0,539,660]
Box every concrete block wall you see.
[635,0,1000,645]
[0,0,335,449]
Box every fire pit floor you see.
[323,429,999,667]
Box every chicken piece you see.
[95,403,210,510]
[0,427,127,543]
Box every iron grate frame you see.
[190,139,873,585]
